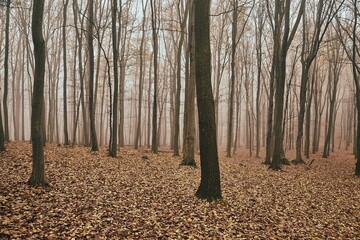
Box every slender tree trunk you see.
[174,0,190,156]
[3,1,10,141]
[63,0,70,145]
[226,0,238,158]
[150,0,158,153]
[109,0,119,157]
[181,0,196,166]
[134,0,148,149]
[0,103,5,151]
[304,74,315,158]
[87,0,99,151]
[255,5,264,158]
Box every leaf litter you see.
[0,142,359,239]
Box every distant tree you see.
[3,0,10,141]
[294,0,344,164]
[255,3,265,158]
[267,0,305,170]
[322,38,344,158]
[134,0,149,149]
[28,0,48,186]
[226,0,238,158]
[173,0,190,157]
[336,0,360,175]
[0,104,5,151]
[194,0,222,201]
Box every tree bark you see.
[3,0,10,141]
[150,0,158,153]
[226,0,238,158]
[28,0,48,186]
[194,0,222,201]
[181,0,196,167]
[63,0,70,145]
[109,0,119,157]
[87,0,99,151]
[270,0,305,170]
[134,0,148,149]
[174,0,190,156]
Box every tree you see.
[181,0,196,166]
[3,0,10,141]
[255,3,265,158]
[28,0,48,186]
[109,0,119,157]
[336,0,360,175]
[0,104,5,151]
[294,0,344,164]
[134,0,149,149]
[173,0,190,157]
[150,0,159,154]
[226,0,238,158]
[87,0,99,151]
[322,39,344,158]
[194,0,222,201]
[268,0,305,170]
[62,0,70,145]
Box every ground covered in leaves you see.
[0,142,359,239]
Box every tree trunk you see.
[134,0,148,149]
[3,1,10,141]
[63,0,70,145]
[28,0,48,186]
[226,0,238,158]
[194,0,222,201]
[0,103,5,151]
[270,0,305,170]
[181,0,196,166]
[150,0,158,153]
[87,0,99,151]
[109,0,119,157]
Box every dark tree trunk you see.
[63,0,70,145]
[109,0,119,157]
[270,0,305,170]
[28,0,48,186]
[3,0,10,141]
[150,0,158,154]
[87,0,99,151]
[194,0,222,201]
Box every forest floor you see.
[0,142,359,239]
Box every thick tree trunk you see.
[194,0,222,201]
[28,0,48,186]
